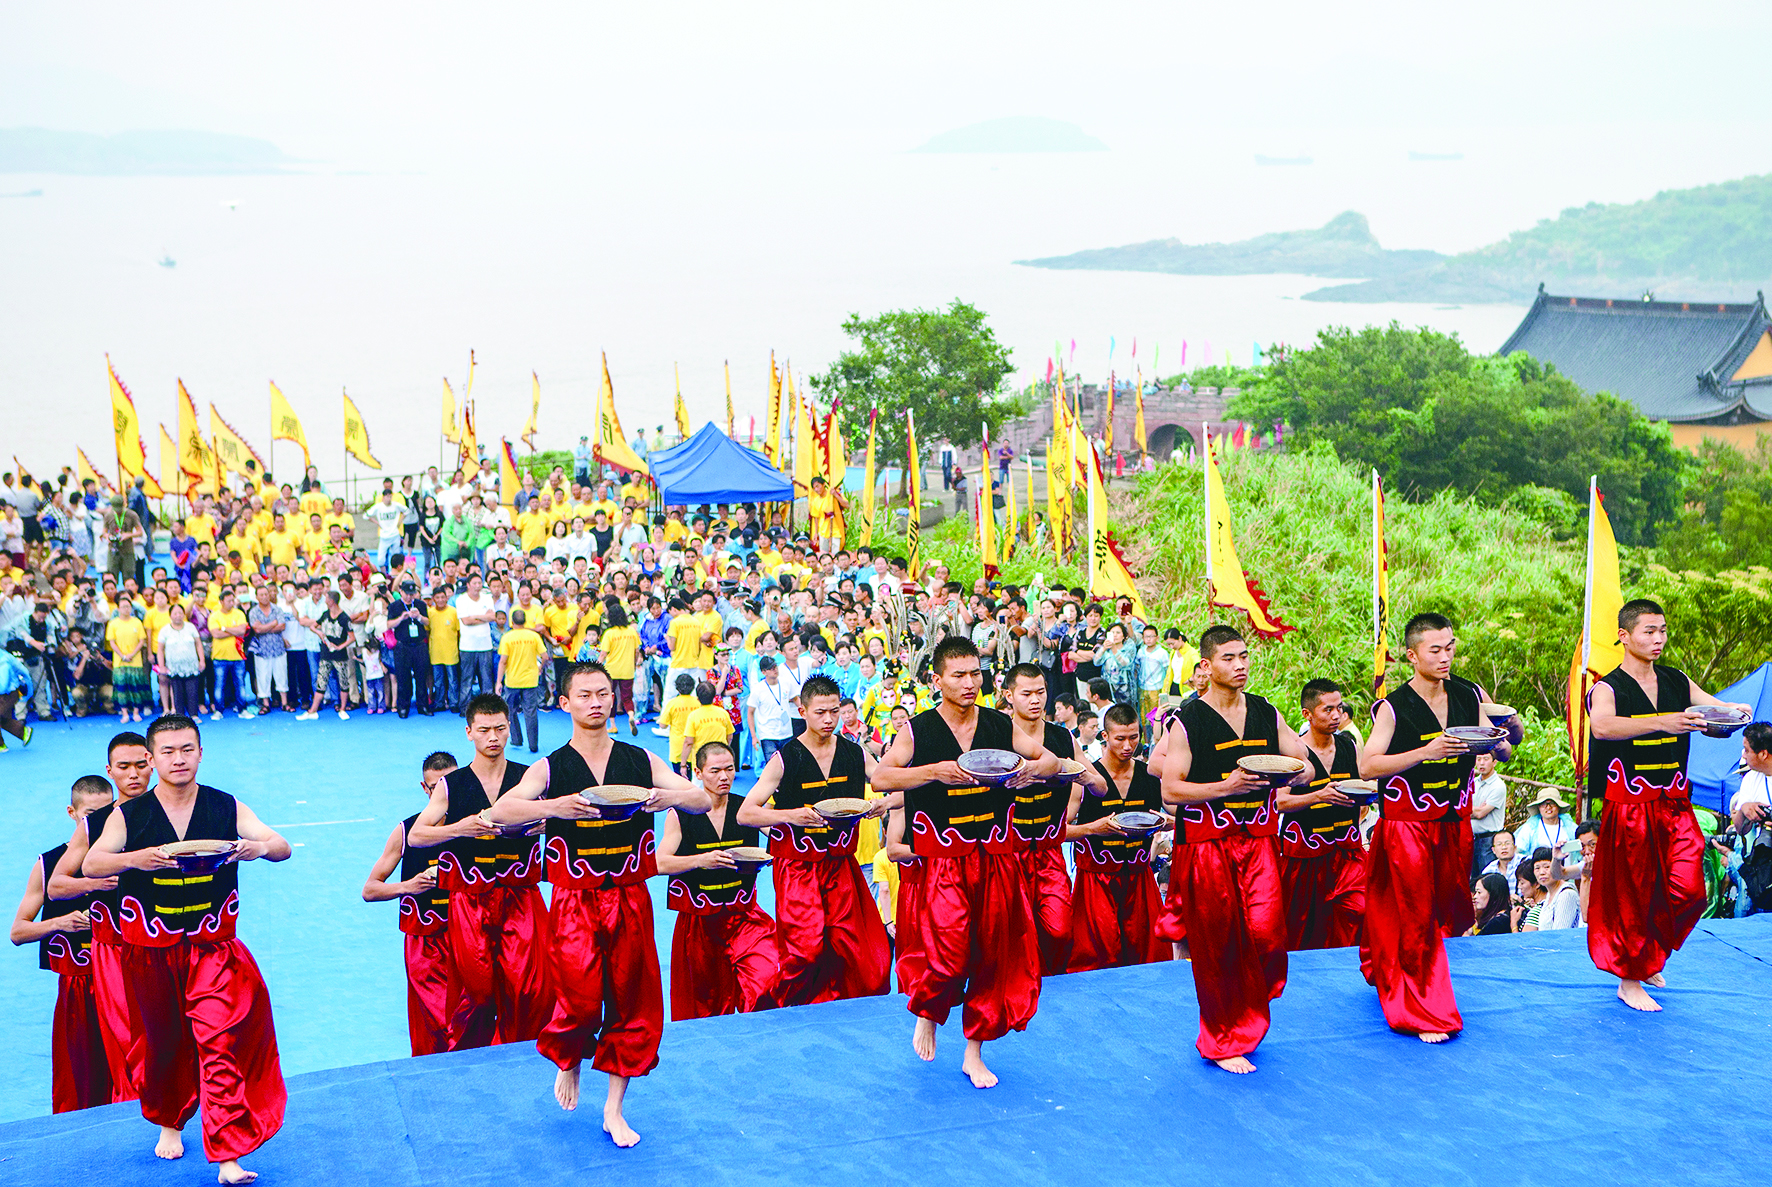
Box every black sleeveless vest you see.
[398,813,449,936]
[117,786,240,945]
[1380,681,1476,821]
[436,761,537,891]
[1011,723,1076,851]
[544,739,656,888]
[39,844,91,973]
[1589,665,1693,804]
[904,706,1016,857]
[1281,732,1362,855]
[666,796,763,914]
[81,802,127,944]
[769,735,869,861]
[1076,760,1163,871]
[1174,694,1281,842]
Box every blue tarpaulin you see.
[1690,661,1772,811]
[647,422,793,506]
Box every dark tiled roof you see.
[1497,289,1771,422]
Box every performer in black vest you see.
[1362,613,1508,1044]
[1277,679,1366,951]
[85,714,290,1184]
[488,661,711,1149]
[738,674,891,1005]
[1068,703,1171,971]
[1587,598,1747,1012]
[872,636,1057,1090]
[1154,625,1308,1074]
[362,751,459,1055]
[410,694,550,1051]
[46,730,154,1104]
[659,740,781,1019]
[9,777,116,1112]
[1002,663,1105,977]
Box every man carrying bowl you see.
[1068,703,1171,972]
[1276,679,1367,952]
[1587,597,1752,1013]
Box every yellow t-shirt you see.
[600,624,639,680]
[620,481,647,506]
[222,532,260,570]
[427,606,460,665]
[515,512,550,553]
[541,602,580,647]
[591,499,619,522]
[185,514,218,546]
[744,618,770,649]
[663,519,688,544]
[208,607,247,662]
[660,694,697,763]
[263,528,300,568]
[250,509,274,538]
[299,491,330,517]
[322,512,354,538]
[303,530,330,565]
[105,616,148,668]
[498,627,545,689]
[667,614,706,670]
[808,491,837,533]
[755,547,782,571]
[571,500,597,524]
[684,704,733,762]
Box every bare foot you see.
[155,1127,184,1160]
[554,1065,580,1111]
[1646,972,1667,988]
[1418,1032,1451,1044]
[1618,979,1662,1012]
[1213,1056,1256,1074]
[961,1039,998,1089]
[218,1159,257,1184]
[911,1016,937,1062]
[602,1111,641,1148]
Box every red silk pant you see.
[1588,798,1705,982]
[1021,848,1074,977]
[1280,846,1366,951]
[1067,866,1171,972]
[122,939,285,1163]
[51,972,113,1113]
[905,850,1040,1042]
[1172,835,1287,1061]
[89,939,142,1102]
[894,860,926,996]
[538,884,662,1079]
[446,885,554,1049]
[405,932,454,1057]
[1360,819,1472,1036]
[669,903,782,1020]
[771,857,891,1006]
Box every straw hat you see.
[1524,789,1565,810]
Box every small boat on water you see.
[158,255,176,269]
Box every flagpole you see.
[1201,421,1212,614]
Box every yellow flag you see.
[674,364,690,440]
[342,390,382,468]
[1024,456,1035,545]
[594,353,650,475]
[766,353,784,469]
[1104,373,1115,455]
[905,409,922,578]
[1372,469,1391,699]
[159,425,180,502]
[725,361,735,438]
[441,378,460,445]
[522,373,541,452]
[860,408,878,546]
[210,403,265,483]
[979,425,997,578]
[76,447,108,490]
[1045,432,1067,562]
[793,395,815,493]
[1568,477,1626,778]
[499,439,522,506]
[1134,370,1147,453]
[458,402,478,473]
[826,406,847,483]
[269,381,311,468]
[1003,451,1019,560]
[107,357,163,497]
[1087,439,1147,618]
[176,381,214,494]
[1204,425,1292,639]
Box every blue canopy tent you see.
[648,422,793,506]
[1689,661,1772,812]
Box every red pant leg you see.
[405,932,454,1057]
[1121,868,1172,966]
[820,859,892,1000]
[89,940,142,1102]
[491,887,554,1044]
[444,891,500,1050]
[51,972,113,1113]
[1325,847,1367,950]
[670,912,736,1021]
[186,940,285,1163]
[724,904,783,1014]
[906,854,973,1026]
[956,852,1040,1042]
[122,944,201,1133]
[1174,835,1287,1060]
[1067,869,1121,972]
[1360,820,1462,1035]
[1155,880,1187,944]
[539,886,662,1078]
[771,859,833,1006]
[1434,826,1476,940]
[1589,800,1707,981]
[1023,849,1073,977]
[894,862,925,998]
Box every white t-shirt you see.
[367,501,404,543]
[1470,773,1508,836]
[747,677,796,740]
[157,622,202,677]
[1732,770,1772,834]
[456,592,496,652]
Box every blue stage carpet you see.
[3,918,1768,1187]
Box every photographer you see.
[1730,723,1772,916]
[63,626,112,717]
[14,600,66,719]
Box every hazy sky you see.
[4,2,1764,165]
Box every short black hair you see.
[562,662,613,697]
[422,751,457,774]
[146,713,201,749]
[107,730,149,759]
[675,672,697,695]
[1301,678,1343,711]
[1087,678,1112,701]
[695,681,715,705]
[1575,820,1600,839]
[1200,624,1244,660]
[694,740,734,769]
[1102,702,1139,730]
[800,674,840,704]
[1003,662,1045,692]
[1618,598,1665,632]
[932,635,979,674]
[71,775,113,804]
[1403,612,1453,651]
[1743,721,1772,756]
[465,693,510,724]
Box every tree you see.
[809,301,1016,466]
[1229,324,1689,545]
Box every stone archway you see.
[1148,422,1195,460]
